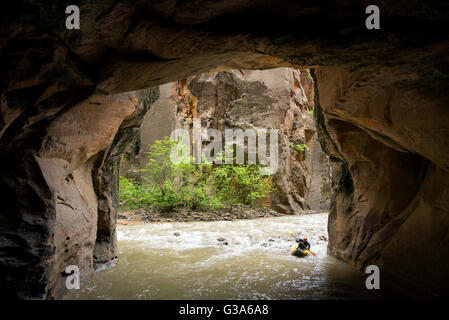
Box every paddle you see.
[288,230,317,256]
[288,230,297,240]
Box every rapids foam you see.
[66,212,396,300]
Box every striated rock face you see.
[308,135,331,211]
[0,88,159,298]
[92,88,159,267]
[184,68,326,214]
[313,67,449,297]
[1,0,449,298]
[123,68,331,214]
[120,84,175,181]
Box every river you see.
[66,212,396,299]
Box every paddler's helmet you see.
[303,237,307,241]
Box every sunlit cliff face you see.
[1,0,449,298]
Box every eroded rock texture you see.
[120,83,178,180]
[0,88,159,299]
[123,68,329,214]
[92,88,159,266]
[186,68,317,213]
[314,67,449,297]
[308,134,331,211]
[1,0,449,298]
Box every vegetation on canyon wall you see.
[290,143,308,153]
[119,137,274,212]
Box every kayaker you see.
[296,237,311,251]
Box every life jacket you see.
[297,238,311,250]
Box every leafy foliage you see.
[210,152,274,206]
[290,143,308,153]
[119,137,274,211]
[119,176,152,210]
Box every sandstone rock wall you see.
[0,88,159,298]
[123,68,331,214]
[313,67,449,297]
[308,134,331,211]
[1,0,449,298]
[184,68,315,214]
[121,84,177,181]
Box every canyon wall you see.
[308,135,331,211]
[120,84,177,181]
[0,88,159,298]
[314,67,449,297]
[1,0,449,298]
[122,68,331,214]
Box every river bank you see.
[117,205,323,225]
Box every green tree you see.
[209,151,274,206]
[119,176,151,210]
[119,137,275,211]
[139,137,213,211]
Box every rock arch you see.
[1,0,449,298]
